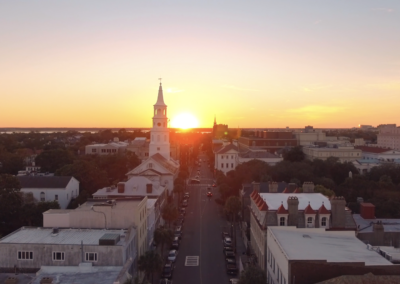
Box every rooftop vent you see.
[40,277,53,284]
[99,233,121,246]
[51,228,59,236]
[302,234,311,238]
[5,277,18,284]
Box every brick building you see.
[238,131,297,153]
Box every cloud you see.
[373,8,394,13]
[221,85,259,92]
[287,105,346,114]
[167,88,184,93]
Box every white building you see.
[0,227,137,276]
[302,145,362,162]
[126,83,179,194]
[85,138,129,155]
[266,227,394,284]
[237,149,283,166]
[214,144,239,174]
[377,124,400,150]
[43,198,148,259]
[127,137,149,161]
[17,176,79,209]
[355,146,400,161]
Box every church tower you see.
[149,82,170,160]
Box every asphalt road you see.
[171,153,234,284]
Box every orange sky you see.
[0,1,399,128]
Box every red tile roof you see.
[277,204,288,214]
[355,146,393,153]
[250,190,257,199]
[257,199,264,208]
[318,203,330,214]
[260,202,268,211]
[282,188,288,193]
[304,204,316,214]
[293,188,300,193]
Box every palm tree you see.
[161,203,179,228]
[173,183,184,206]
[153,226,174,258]
[224,196,241,252]
[238,264,266,284]
[138,250,162,284]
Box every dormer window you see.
[279,217,285,226]
[321,217,327,227]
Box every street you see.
[171,153,236,284]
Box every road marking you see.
[185,255,199,266]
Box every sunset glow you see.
[171,113,199,129]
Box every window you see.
[157,147,160,151]
[18,251,33,260]
[112,149,116,153]
[85,252,98,262]
[107,149,111,153]
[231,155,233,159]
[55,195,58,201]
[231,163,234,168]
[307,217,313,227]
[321,217,327,227]
[221,163,224,168]
[101,149,106,153]
[52,252,65,261]
[148,163,153,169]
[40,192,45,202]
[226,163,228,168]
[221,155,224,159]
[280,217,285,226]
[92,149,97,153]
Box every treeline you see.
[0,174,60,237]
[216,147,400,218]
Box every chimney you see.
[287,196,299,226]
[40,277,53,284]
[330,196,346,228]
[252,181,260,193]
[302,182,315,193]
[360,203,375,219]
[288,183,297,193]
[117,182,125,193]
[269,182,278,193]
[146,184,153,194]
[372,221,384,246]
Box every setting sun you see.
[171,113,199,129]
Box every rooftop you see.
[0,227,131,246]
[259,193,331,211]
[30,264,123,284]
[355,146,395,153]
[353,214,400,233]
[269,227,393,266]
[17,176,74,188]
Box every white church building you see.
[125,82,179,194]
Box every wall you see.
[266,228,289,284]
[289,260,400,284]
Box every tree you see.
[238,264,267,284]
[224,196,241,252]
[138,250,162,284]
[36,149,74,172]
[314,184,335,198]
[0,174,22,236]
[153,227,174,258]
[161,204,179,228]
[173,184,184,206]
[56,160,109,194]
[283,146,305,162]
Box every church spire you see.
[214,114,217,126]
[155,79,166,106]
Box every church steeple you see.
[155,82,166,106]
[214,115,217,126]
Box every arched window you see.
[279,217,285,226]
[321,217,327,227]
[40,192,45,202]
[163,109,166,115]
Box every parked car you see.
[180,207,186,215]
[223,245,234,253]
[226,264,238,275]
[184,192,189,198]
[168,250,178,262]
[161,262,174,279]
[225,250,235,259]
[174,217,184,227]
[207,192,212,197]
[212,183,217,187]
[182,200,188,207]
[224,237,232,246]
[222,231,230,240]
[226,258,236,265]
[174,226,182,239]
[171,237,180,249]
